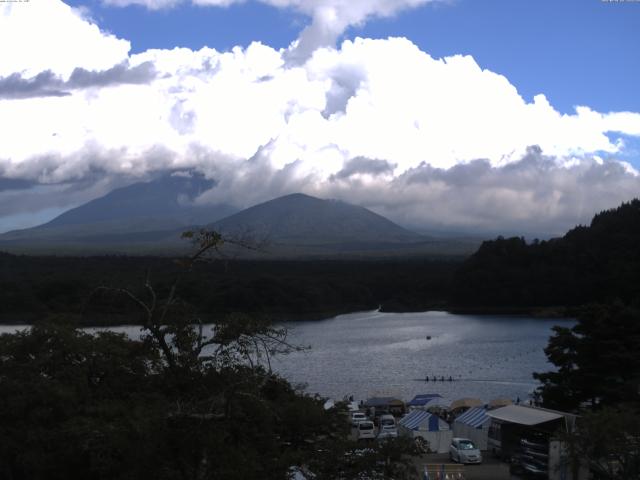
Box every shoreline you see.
[0,304,576,327]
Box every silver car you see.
[449,437,482,464]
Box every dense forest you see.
[1,201,640,478]
[0,232,418,479]
[452,199,640,309]
[2,200,640,323]
[0,253,459,325]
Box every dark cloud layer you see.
[0,71,69,99]
[190,145,640,237]
[0,61,157,100]
[331,156,396,179]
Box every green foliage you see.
[0,321,415,479]
[453,199,640,308]
[0,231,417,479]
[561,407,640,480]
[307,436,417,479]
[0,255,457,324]
[0,322,167,480]
[534,303,640,411]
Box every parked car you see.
[379,414,396,429]
[357,421,376,440]
[376,424,398,440]
[449,437,483,464]
[509,453,548,478]
[351,412,368,426]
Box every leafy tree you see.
[0,322,167,480]
[561,407,640,480]
[452,199,640,309]
[0,230,415,479]
[534,303,640,412]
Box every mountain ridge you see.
[210,192,424,246]
[0,172,237,245]
[0,181,480,257]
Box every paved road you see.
[412,453,513,480]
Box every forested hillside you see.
[452,199,640,308]
[0,254,458,324]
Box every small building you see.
[407,393,443,410]
[449,397,483,416]
[398,409,452,453]
[452,407,490,450]
[363,396,406,417]
[486,405,587,480]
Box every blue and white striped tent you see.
[455,407,489,428]
[399,410,440,430]
[398,410,452,453]
[452,407,490,450]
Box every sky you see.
[0,0,639,236]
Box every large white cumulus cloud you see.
[1,0,639,234]
[0,2,130,77]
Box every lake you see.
[0,310,573,406]
[271,310,573,405]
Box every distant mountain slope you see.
[211,193,424,245]
[452,199,640,308]
[0,173,236,250]
[44,173,223,228]
[0,187,480,257]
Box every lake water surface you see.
[0,310,573,406]
[271,310,574,405]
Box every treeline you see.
[3,199,640,323]
[452,199,640,309]
[0,232,420,480]
[0,254,459,324]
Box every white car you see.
[351,412,368,426]
[378,414,396,429]
[450,437,483,464]
[357,420,376,440]
[376,425,398,440]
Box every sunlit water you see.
[271,310,573,405]
[0,310,573,406]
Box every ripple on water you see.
[273,310,574,404]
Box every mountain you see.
[206,193,480,257]
[0,186,479,256]
[211,193,422,246]
[0,172,237,252]
[452,198,640,308]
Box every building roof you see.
[454,407,489,428]
[364,397,405,407]
[407,393,443,407]
[486,405,563,426]
[450,397,483,410]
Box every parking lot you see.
[350,411,529,480]
[412,453,513,480]
[350,424,515,480]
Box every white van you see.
[357,420,375,440]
